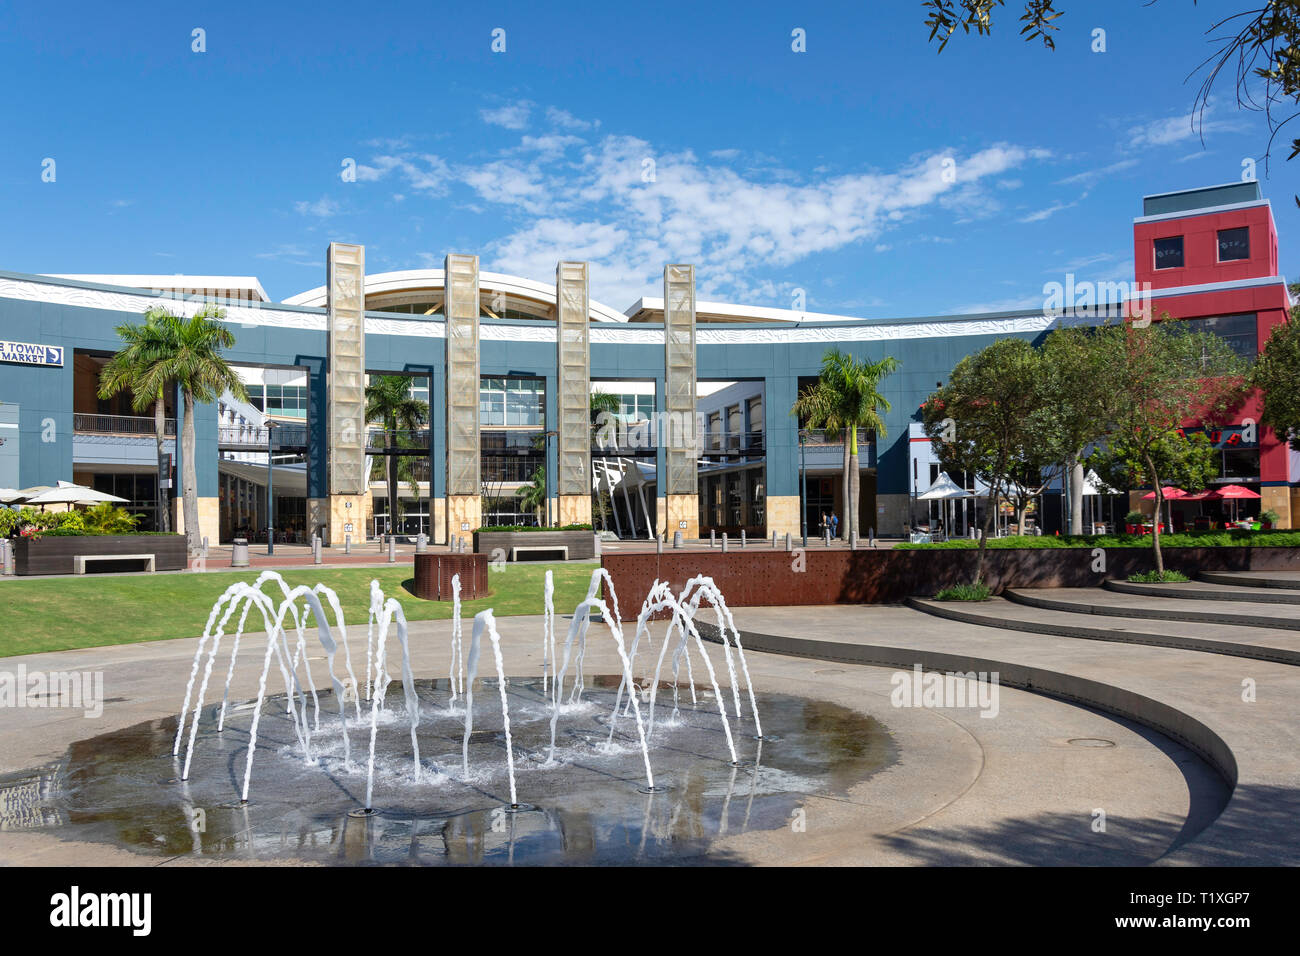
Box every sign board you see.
[679,520,687,529]
[461,522,470,531]
[344,522,354,533]
[0,341,63,367]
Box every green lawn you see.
[0,562,599,658]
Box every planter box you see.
[12,534,188,576]
[412,552,489,600]
[601,545,1300,607]
[472,529,595,561]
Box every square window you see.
[1154,236,1184,269]
[1218,226,1250,262]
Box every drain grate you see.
[1067,737,1116,748]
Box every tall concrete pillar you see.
[445,253,482,539]
[556,261,592,526]
[325,241,368,546]
[663,264,699,539]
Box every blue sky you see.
[0,0,1294,316]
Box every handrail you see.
[73,413,177,436]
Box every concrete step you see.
[1004,587,1300,631]
[907,596,1300,665]
[1199,570,1300,591]
[1105,578,1300,605]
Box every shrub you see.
[53,511,87,534]
[1124,511,1145,526]
[82,502,141,534]
[475,523,593,533]
[18,507,60,530]
[1129,569,1190,583]
[0,507,19,537]
[934,582,992,601]
[897,530,1300,550]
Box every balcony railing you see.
[482,454,545,483]
[800,427,874,446]
[217,424,310,448]
[74,413,176,437]
[366,428,432,451]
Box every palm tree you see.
[98,306,176,532]
[590,388,621,421]
[792,347,899,540]
[364,375,429,538]
[520,465,546,526]
[113,306,249,554]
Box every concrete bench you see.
[73,553,156,574]
[510,545,568,562]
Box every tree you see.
[589,389,621,528]
[521,465,547,525]
[108,306,249,554]
[923,2,1300,193]
[792,347,900,540]
[1038,325,1119,534]
[98,306,177,533]
[1252,298,1300,449]
[792,381,851,540]
[364,374,430,538]
[1085,317,1249,573]
[922,337,1049,584]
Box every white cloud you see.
[349,116,1048,306]
[481,101,533,130]
[545,107,594,130]
[1054,158,1138,186]
[294,197,339,217]
[1124,102,1242,150]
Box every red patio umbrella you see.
[1141,486,1187,500]
[1210,484,1261,523]
[1141,487,1186,532]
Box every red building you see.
[1132,181,1296,526]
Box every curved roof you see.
[283,268,628,323]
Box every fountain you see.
[2,563,898,865]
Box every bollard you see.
[314,537,323,564]
[824,529,831,547]
[1,539,12,576]
[869,527,875,548]
[784,532,792,552]
[850,530,858,551]
[741,529,746,548]
[656,536,663,554]
[388,536,396,563]
[721,532,728,553]
[345,533,351,554]
[593,534,602,558]
[673,530,683,549]
[710,529,716,548]
[202,536,209,558]
[416,533,428,554]
[772,530,777,549]
[231,537,249,568]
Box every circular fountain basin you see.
[0,676,896,865]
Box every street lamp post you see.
[266,420,277,555]
[543,429,559,528]
[799,427,808,548]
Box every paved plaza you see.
[2,571,1295,866]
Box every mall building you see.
[0,181,1293,544]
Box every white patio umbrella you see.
[1080,469,1119,531]
[23,481,128,509]
[918,472,969,535]
[0,488,24,504]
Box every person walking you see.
[829,511,839,539]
